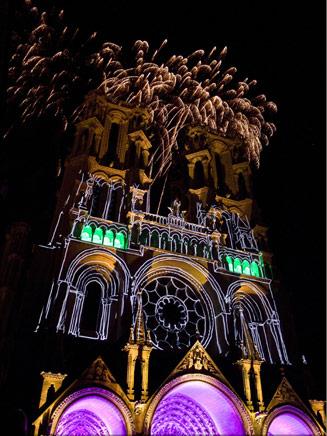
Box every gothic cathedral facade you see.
[16,92,325,435]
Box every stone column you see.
[252,360,265,411]
[125,344,139,401]
[188,162,195,179]
[237,359,253,411]
[140,345,152,402]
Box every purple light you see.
[268,409,314,435]
[55,394,127,436]
[150,380,245,435]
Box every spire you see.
[134,289,147,344]
[123,289,153,402]
[129,289,152,346]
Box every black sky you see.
[1,0,326,389]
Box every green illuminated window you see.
[226,255,234,272]
[92,227,104,244]
[81,225,93,242]
[251,261,260,277]
[234,258,242,274]
[242,259,251,275]
[103,229,115,246]
[114,232,126,249]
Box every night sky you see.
[1,0,325,391]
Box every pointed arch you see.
[92,227,104,244]
[242,259,251,275]
[234,258,242,274]
[144,374,253,436]
[263,405,321,436]
[50,387,134,436]
[80,225,93,242]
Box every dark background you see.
[0,0,325,395]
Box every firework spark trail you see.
[7,0,277,180]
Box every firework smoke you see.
[7,0,277,175]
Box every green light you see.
[242,259,251,275]
[114,232,126,249]
[92,227,104,244]
[251,261,260,277]
[81,225,93,242]
[103,229,114,246]
[226,255,234,272]
[234,258,242,274]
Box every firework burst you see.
[7,0,277,174]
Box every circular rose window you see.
[141,276,208,350]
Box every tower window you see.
[250,261,260,277]
[194,161,205,187]
[140,229,150,246]
[114,232,126,249]
[127,141,138,167]
[101,122,120,166]
[242,259,251,275]
[150,231,160,248]
[92,227,104,244]
[81,225,93,242]
[80,281,102,333]
[234,258,242,274]
[103,229,115,246]
[226,255,234,272]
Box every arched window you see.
[194,161,205,187]
[92,227,104,244]
[100,122,120,166]
[160,233,169,250]
[172,234,181,253]
[140,229,150,246]
[114,232,126,249]
[182,238,189,254]
[106,186,118,221]
[234,258,242,274]
[250,261,260,277]
[190,240,197,256]
[242,259,251,275]
[80,281,102,333]
[226,255,234,272]
[81,225,93,242]
[197,242,205,258]
[127,141,138,167]
[103,229,115,246]
[150,231,160,248]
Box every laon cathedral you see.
[0,90,325,435]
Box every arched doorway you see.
[265,405,320,436]
[52,387,133,436]
[146,375,251,435]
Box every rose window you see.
[141,276,207,350]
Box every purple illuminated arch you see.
[148,377,250,436]
[52,387,132,436]
[266,405,318,436]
